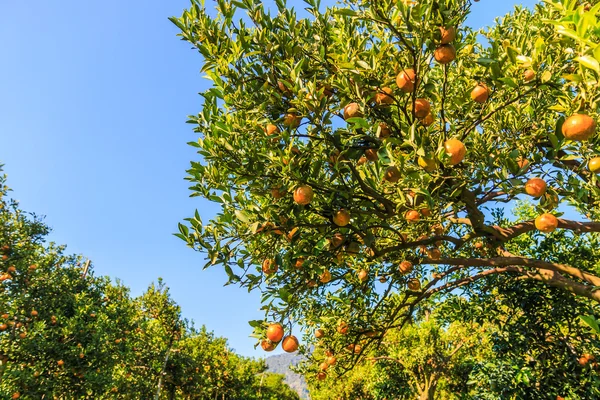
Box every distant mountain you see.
[265,352,310,399]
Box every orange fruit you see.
[343,103,362,120]
[525,178,547,197]
[428,248,442,260]
[421,112,434,127]
[31,310,38,317]
[589,157,600,173]
[407,278,421,291]
[562,114,596,141]
[413,98,431,118]
[315,328,325,339]
[444,139,466,165]
[399,261,413,275]
[326,356,337,365]
[319,269,332,283]
[337,321,349,335]
[396,69,417,93]
[330,233,345,248]
[523,69,536,82]
[517,157,530,171]
[319,362,330,371]
[12,392,20,399]
[283,113,302,129]
[378,123,391,139]
[333,209,351,226]
[57,360,64,367]
[266,323,285,342]
[471,84,489,103]
[405,210,420,223]
[434,44,456,64]
[316,371,327,381]
[365,148,378,162]
[374,87,394,105]
[535,213,558,233]
[384,166,401,183]
[265,124,280,136]
[293,185,314,205]
[358,269,368,282]
[261,340,276,352]
[440,26,456,44]
[262,259,278,275]
[281,335,299,353]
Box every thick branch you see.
[422,256,600,288]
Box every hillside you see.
[265,352,310,400]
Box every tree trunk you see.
[418,379,437,400]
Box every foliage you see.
[0,167,298,399]
[173,0,600,380]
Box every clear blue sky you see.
[0,0,538,357]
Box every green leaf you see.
[575,55,600,73]
[234,210,250,223]
[580,315,600,333]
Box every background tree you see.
[173,0,600,376]
[0,166,298,399]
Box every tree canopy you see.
[0,166,298,399]
[173,0,600,384]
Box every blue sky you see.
[0,0,538,357]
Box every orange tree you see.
[173,0,600,374]
[0,166,299,399]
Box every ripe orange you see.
[319,269,332,283]
[315,328,325,339]
[12,392,20,399]
[266,323,284,342]
[326,356,337,365]
[471,84,489,103]
[1,323,9,331]
[413,98,431,119]
[384,166,401,183]
[396,69,417,93]
[399,261,413,275]
[343,103,362,120]
[535,213,559,233]
[333,209,351,226]
[523,69,536,82]
[428,248,442,260]
[293,185,314,205]
[444,138,466,165]
[358,269,368,282]
[517,157,530,171]
[337,321,349,335]
[281,335,299,353]
[421,112,434,127]
[316,371,327,381]
[1,314,7,319]
[525,177,547,197]
[562,114,596,141]
[365,148,378,162]
[405,210,420,223]
[265,124,280,136]
[261,340,276,352]
[283,113,302,129]
[262,259,278,275]
[434,44,456,64]
[378,123,391,139]
[57,360,64,367]
[319,362,330,371]
[440,26,456,44]
[7,266,16,273]
[31,310,38,317]
[330,233,345,249]
[277,80,292,95]
[374,87,394,105]
[589,157,600,173]
[407,278,421,291]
